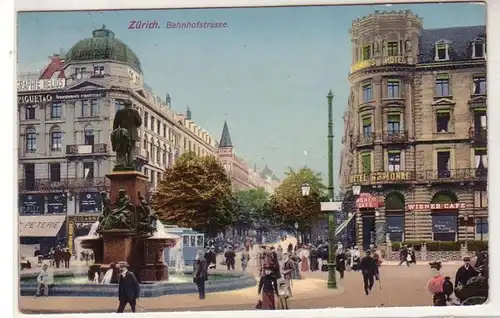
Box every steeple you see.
[186,106,192,120]
[219,121,233,148]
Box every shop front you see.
[67,215,99,256]
[19,215,67,254]
[78,192,102,213]
[384,192,405,242]
[46,193,67,214]
[356,193,381,250]
[19,194,45,214]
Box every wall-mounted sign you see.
[19,194,44,214]
[350,55,411,73]
[70,215,99,223]
[406,203,467,211]
[19,215,66,237]
[349,171,413,184]
[67,222,74,254]
[386,215,404,233]
[432,215,458,233]
[17,78,66,92]
[79,192,101,213]
[17,90,106,105]
[356,193,382,209]
[47,193,67,214]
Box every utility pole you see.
[326,89,337,289]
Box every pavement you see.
[18,236,463,313]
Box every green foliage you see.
[152,151,235,236]
[465,240,488,252]
[233,188,274,229]
[270,167,326,232]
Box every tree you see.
[152,151,235,237]
[270,167,326,234]
[233,188,274,233]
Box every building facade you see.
[17,26,217,253]
[339,10,487,249]
[247,164,281,194]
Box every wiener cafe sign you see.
[406,203,468,211]
[19,215,65,237]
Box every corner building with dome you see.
[17,26,218,253]
[338,11,487,250]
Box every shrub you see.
[465,240,488,252]
[425,241,461,251]
[390,240,488,252]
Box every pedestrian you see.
[64,248,71,268]
[290,251,302,280]
[454,256,479,288]
[398,245,410,267]
[410,246,417,264]
[116,262,140,313]
[35,264,54,297]
[281,253,294,297]
[193,251,208,300]
[309,246,319,271]
[224,246,236,271]
[336,247,346,279]
[427,261,447,306]
[287,243,293,254]
[276,245,283,261]
[257,267,279,310]
[276,277,290,309]
[359,250,378,295]
[269,246,281,278]
[299,247,309,272]
[241,247,250,271]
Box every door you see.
[24,163,35,190]
[362,215,376,250]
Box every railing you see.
[468,127,487,144]
[353,133,375,148]
[66,143,108,155]
[382,130,408,143]
[424,168,488,182]
[18,177,110,191]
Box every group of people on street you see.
[399,245,417,267]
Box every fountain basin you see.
[20,269,257,297]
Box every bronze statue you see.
[97,189,135,231]
[111,100,142,171]
[136,193,157,234]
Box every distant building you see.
[248,164,281,194]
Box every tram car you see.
[163,226,205,267]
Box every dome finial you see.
[102,24,106,29]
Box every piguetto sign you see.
[349,171,413,184]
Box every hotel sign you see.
[349,171,413,184]
[406,203,468,211]
[350,56,410,73]
[17,78,66,92]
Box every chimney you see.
[186,106,192,120]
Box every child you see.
[277,278,290,309]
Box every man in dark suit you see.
[455,256,479,287]
[359,250,378,295]
[112,100,142,168]
[193,251,208,300]
[116,262,140,313]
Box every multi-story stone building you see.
[339,10,487,249]
[17,26,217,253]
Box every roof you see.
[418,25,486,63]
[39,55,66,80]
[219,121,233,148]
[65,25,142,73]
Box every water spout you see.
[101,268,113,284]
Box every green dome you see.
[65,25,142,73]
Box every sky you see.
[17,3,486,185]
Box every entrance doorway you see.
[362,213,375,250]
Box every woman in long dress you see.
[300,247,309,272]
[290,252,301,280]
[257,268,279,310]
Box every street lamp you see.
[352,185,361,196]
[301,183,310,196]
[464,213,469,248]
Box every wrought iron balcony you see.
[382,130,408,144]
[348,170,416,185]
[66,143,109,156]
[18,177,110,192]
[469,127,487,145]
[424,168,488,182]
[353,133,375,148]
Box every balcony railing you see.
[469,127,487,144]
[66,143,108,156]
[353,133,375,148]
[382,130,408,143]
[18,177,110,191]
[424,168,488,182]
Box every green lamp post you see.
[326,89,337,289]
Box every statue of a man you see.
[111,100,142,170]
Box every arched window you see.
[25,128,36,152]
[150,138,154,162]
[163,145,167,165]
[84,128,94,145]
[430,191,459,242]
[50,126,63,151]
[156,141,161,163]
[143,134,148,149]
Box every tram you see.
[163,226,205,267]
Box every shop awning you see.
[19,215,66,237]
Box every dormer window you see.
[472,38,486,59]
[434,41,450,61]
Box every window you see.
[388,151,401,172]
[23,163,35,191]
[25,105,36,120]
[144,167,149,179]
[182,235,190,246]
[361,152,371,173]
[26,128,36,152]
[143,136,148,149]
[151,117,155,131]
[115,100,124,113]
[90,100,98,116]
[474,190,488,208]
[362,116,372,136]
[75,67,86,79]
[188,140,192,151]
[156,143,161,162]
[83,162,94,179]
[50,102,62,119]
[474,111,487,130]
[437,151,451,177]
[387,114,400,134]
[81,100,88,117]
[387,42,399,56]
[387,80,400,98]
[144,112,149,128]
[163,124,167,138]
[157,120,161,134]
[150,142,154,162]
[475,217,488,241]
[473,75,486,95]
[362,84,372,102]
[436,111,450,133]
[84,129,94,145]
[151,170,156,185]
[196,235,204,247]
[51,131,63,151]
[475,149,488,176]
[362,45,371,60]
[435,77,450,97]
[472,40,485,59]
[162,148,167,164]
[49,163,61,182]
[93,66,104,76]
[435,42,449,61]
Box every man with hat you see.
[358,250,378,295]
[116,262,140,313]
[455,256,479,288]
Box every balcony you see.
[424,168,488,183]
[66,143,109,157]
[348,170,416,185]
[382,130,408,144]
[469,127,487,145]
[18,177,110,192]
[353,133,375,148]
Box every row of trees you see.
[152,151,326,237]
